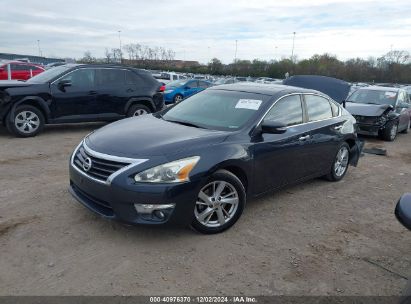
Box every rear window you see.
[305,95,333,121]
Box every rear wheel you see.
[325,143,350,182]
[6,105,44,137]
[191,170,246,234]
[381,121,398,141]
[127,104,151,117]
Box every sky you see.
[0,0,410,64]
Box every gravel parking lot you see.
[0,123,410,296]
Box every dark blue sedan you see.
[163,79,212,104]
[69,83,362,234]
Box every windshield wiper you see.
[164,119,204,129]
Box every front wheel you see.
[381,121,398,141]
[6,105,45,137]
[173,94,183,103]
[325,143,350,182]
[191,170,246,234]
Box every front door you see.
[51,68,97,119]
[252,94,312,194]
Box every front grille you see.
[353,115,379,124]
[72,145,130,183]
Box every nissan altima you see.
[69,83,362,234]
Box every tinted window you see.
[264,95,303,126]
[125,71,139,84]
[305,95,333,121]
[97,69,125,87]
[199,81,210,89]
[186,81,198,89]
[61,69,95,90]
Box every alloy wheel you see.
[175,95,183,103]
[15,111,40,134]
[194,181,239,228]
[334,146,349,177]
[133,109,148,116]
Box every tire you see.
[6,105,45,137]
[173,94,183,103]
[190,170,246,234]
[325,142,350,182]
[127,104,151,117]
[401,120,410,134]
[381,120,398,141]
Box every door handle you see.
[299,135,310,141]
[334,125,343,131]
[126,88,134,93]
[89,90,97,95]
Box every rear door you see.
[95,68,127,115]
[396,91,410,130]
[301,94,344,175]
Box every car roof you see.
[209,82,324,97]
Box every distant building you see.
[0,53,65,65]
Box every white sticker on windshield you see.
[235,99,262,110]
[385,92,397,98]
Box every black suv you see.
[0,64,165,137]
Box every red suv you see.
[0,61,45,81]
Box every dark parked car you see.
[345,86,411,141]
[69,83,362,234]
[0,64,164,137]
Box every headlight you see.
[134,156,200,183]
[377,116,387,125]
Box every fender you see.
[8,96,51,123]
[125,97,155,113]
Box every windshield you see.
[27,65,72,83]
[347,89,398,106]
[166,80,187,89]
[162,90,269,131]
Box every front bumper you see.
[69,163,203,227]
[356,123,384,136]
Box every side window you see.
[264,95,303,126]
[61,69,95,90]
[186,81,198,89]
[125,71,139,85]
[10,64,22,71]
[305,95,333,122]
[172,75,178,80]
[330,100,340,117]
[97,69,125,87]
[199,81,209,89]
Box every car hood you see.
[283,75,351,104]
[0,80,35,89]
[345,102,393,117]
[85,115,230,158]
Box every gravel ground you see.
[0,123,410,296]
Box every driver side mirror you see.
[261,120,287,134]
[395,193,411,231]
[184,86,191,91]
[58,79,72,90]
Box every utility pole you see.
[234,40,238,63]
[291,32,296,62]
[118,30,122,64]
[37,40,42,57]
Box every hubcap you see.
[334,146,349,177]
[15,111,40,134]
[194,181,239,228]
[133,109,148,116]
[391,124,398,139]
[175,95,183,103]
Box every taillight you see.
[159,85,166,92]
